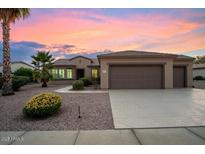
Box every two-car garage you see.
[109,65,164,89]
[109,65,187,89]
[98,50,193,89]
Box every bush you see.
[72,80,84,90]
[80,77,92,86]
[14,67,33,82]
[23,92,62,118]
[12,76,30,91]
[0,76,29,91]
[193,76,204,80]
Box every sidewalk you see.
[1,127,205,145]
[54,86,108,93]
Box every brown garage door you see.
[173,66,186,88]
[109,65,163,89]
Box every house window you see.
[51,69,58,79]
[91,68,98,78]
[59,69,65,79]
[67,69,73,79]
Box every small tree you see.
[31,51,54,87]
[194,55,205,64]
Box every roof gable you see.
[53,56,100,66]
[69,56,92,62]
[53,59,75,66]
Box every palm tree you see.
[0,8,30,95]
[31,51,55,87]
[194,55,205,64]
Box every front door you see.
[77,69,85,79]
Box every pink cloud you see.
[7,9,205,55]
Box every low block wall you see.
[193,80,205,89]
[49,80,74,85]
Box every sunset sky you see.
[0,8,205,63]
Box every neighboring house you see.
[51,50,194,89]
[51,56,100,84]
[0,61,35,74]
[193,64,205,78]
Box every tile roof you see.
[97,50,194,61]
[53,56,99,66]
[53,51,194,66]
[97,50,177,58]
[89,59,99,66]
[176,55,195,60]
[53,59,75,66]
[0,61,35,68]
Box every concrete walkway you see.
[1,127,205,145]
[54,86,108,93]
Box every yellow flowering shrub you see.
[23,92,62,118]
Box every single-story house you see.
[51,50,194,89]
[193,64,205,78]
[0,61,35,74]
[50,56,100,85]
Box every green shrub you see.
[193,76,204,80]
[23,92,62,118]
[72,80,84,90]
[12,76,30,91]
[80,77,92,86]
[14,67,33,82]
[0,76,29,91]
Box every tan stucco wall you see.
[173,60,193,87]
[71,57,91,77]
[164,60,173,88]
[100,58,193,89]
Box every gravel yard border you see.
[0,84,114,131]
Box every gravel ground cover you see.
[0,84,114,131]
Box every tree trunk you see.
[42,79,47,87]
[2,21,14,96]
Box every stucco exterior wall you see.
[71,57,91,77]
[173,60,193,87]
[164,60,173,88]
[100,58,175,89]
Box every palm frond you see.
[0,8,30,23]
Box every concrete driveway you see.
[109,88,205,129]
